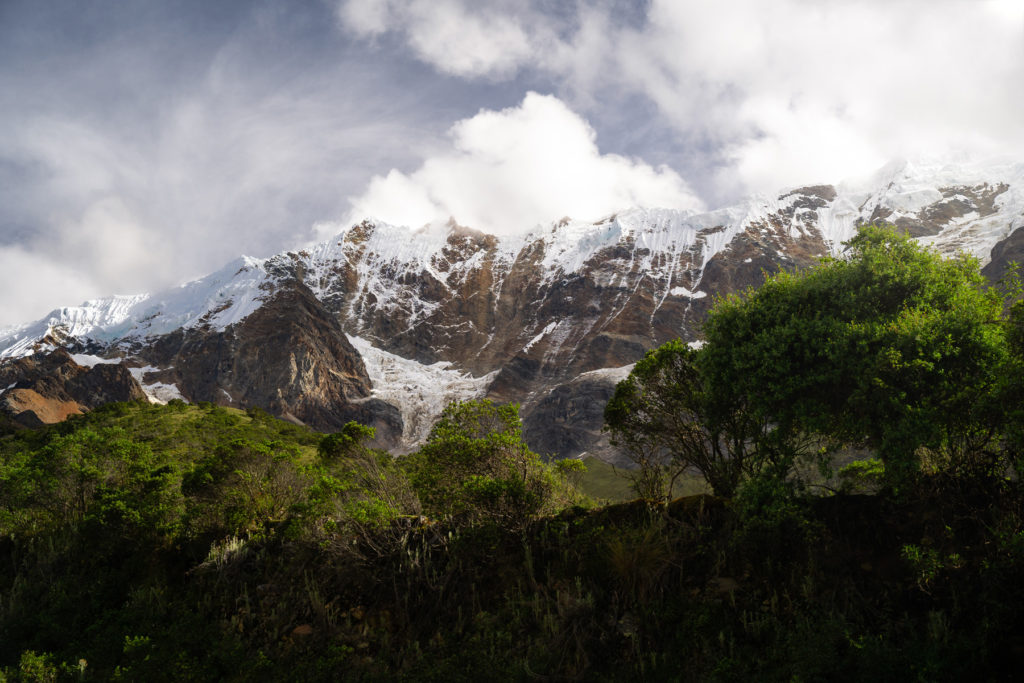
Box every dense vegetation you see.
[607,225,1020,497]
[2,225,1024,681]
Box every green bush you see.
[403,400,576,528]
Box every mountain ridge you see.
[3,158,1023,459]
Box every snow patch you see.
[128,366,185,405]
[348,335,497,447]
[884,188,945,213]
[143,382,186,404]
[3,158,1024,363]
[304,220,519,330]
[70,354,119,368]
[577,364,635,383]
[69,354,186,403]
[0,257,274,360]
[669,286,707,299]
[523,321,558,352]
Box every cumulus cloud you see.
[617,0,1024,193]
[0,1,463,326]
[0,94,379,323]
[339,0,1024,198]
[3,0,1021,328]
[337,0,554,79]
[341,92,703,235]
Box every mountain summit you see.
[3,159,1023,458]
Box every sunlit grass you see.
[577,456,710,502]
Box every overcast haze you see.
[1,0,1022,327]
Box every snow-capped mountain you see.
[2,159,1023,460]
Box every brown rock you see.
[1,388,83,425]
[0,349,146,425]
[521,369,630,463]
[983,224,1024,284]
[142,277,402,445]
[894,183,1009,238]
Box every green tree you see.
[699,224,1009,482]
[996,296,1024,478]
[312,422,421,544]
[403,400,565,527]
[183,439,308,536]
[318,421,377,460]
[604,340,776,498]
[0,427,162,531]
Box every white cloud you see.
[0,30,441,326]
[342,92,703,235]
[336,0,554,78]
[341,0,1024,199]
[0,246,101,330]
[4,0,1021,327]
[0,96,362,308]
[717,97,885,197]
[619,0,1024,192]
[58,197,171,293]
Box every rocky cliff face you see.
[0,349,147,427]
[521,365,635,465]
[139,278,404,448]
[2,159,1023,460]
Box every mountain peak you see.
[5,159,1024,364]
[4,160,1024,457]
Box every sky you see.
[1,0,1022,327]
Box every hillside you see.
[1,401,1022,681]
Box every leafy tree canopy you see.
[608,224,1012,492]
[403,399,572,527]
[701,224,1008,478]
[604,340,774,498]
[318,421,376,460]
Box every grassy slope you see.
[578,456,711,502]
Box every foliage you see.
[553,457,587,490]
[317,421,376,460]
[183,438,308,536]
[605,340,779,498]
[1,398,1024,680]
[5,225,1024,680]
[574,456,709,503]
[998,297,1024,477]
[701,224,1009,483]
[0,401,420,677]
[837,457,886,494]
[403,399,574,528]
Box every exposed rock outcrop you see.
[982,226,1024,283]
[142,278,402,446]
[522,366,634,466]
[0,349,146,426]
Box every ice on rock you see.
[523,322,558,353]
[70,354,120,367]
[348,335,497,447]
[128,366,186,405]
[669,287,706,299]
